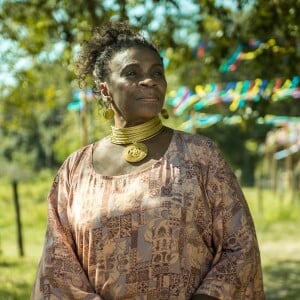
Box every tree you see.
[1,0,300,186]
[0,0,224,170]
[168,0,300,185]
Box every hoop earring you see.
[160,108,169,119]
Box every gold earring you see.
[161,108,169,119]
[103,106,114,120]
[102,95,114,120]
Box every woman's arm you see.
[194,141,265,300]
[31,163,103,300]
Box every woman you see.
[31,22,265,300]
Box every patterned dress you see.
[31,130,265,300]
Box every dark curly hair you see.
[75,21,162,96]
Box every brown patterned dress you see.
[31,130,265,300]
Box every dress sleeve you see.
[195,142,265,300]
[31,159,103,300]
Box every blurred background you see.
[1,0,300,299]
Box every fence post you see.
[12,179,24,257]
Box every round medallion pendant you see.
[123,142,148,162]
[103,109,114,120]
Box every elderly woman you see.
[31,22,265,300]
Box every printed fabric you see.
[31,130,265,300]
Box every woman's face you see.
[103,46,167,127]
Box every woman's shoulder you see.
[66,143,93,162]
[173,129,217,149]
[170,129,223,164]
[171,129,227,170]
[58,143,94,174]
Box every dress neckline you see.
[90,129,176,179]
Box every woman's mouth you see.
[137,96,159,102]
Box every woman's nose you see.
[139,77,157,87]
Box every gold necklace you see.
[110,117,164,162]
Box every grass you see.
[244,187,300,300]
[0,174,300,299]
[0,171,52,300]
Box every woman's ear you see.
[99,82,110,99]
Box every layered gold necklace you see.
[110,117,164,163]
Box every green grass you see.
[244,187,300,300]
[0,175,299,299]
[0,171,52,300]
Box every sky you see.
[0,38,19,89]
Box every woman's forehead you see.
[109,46,162,68]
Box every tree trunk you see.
[241,154,256,187]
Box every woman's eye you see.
[125,71,137,77]
[152,70,164,77]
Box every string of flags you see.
[192,38,295,73]
[266,121,300,159]
[172,39,300,156]
[167,76,300,116]
[178,113,300,132]
[219,39,292,73]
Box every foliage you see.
[184,1,300,186]
[0,61,72,173]
[1,0,300,180]
[0,0,204,175]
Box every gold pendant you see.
[123,142,148,162]
[103,108,114,120]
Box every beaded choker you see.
[110,117,164,162]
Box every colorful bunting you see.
[265,120,300,159]
[179,113,300,132]
[219,39,292,73]
[167,76,300,116]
